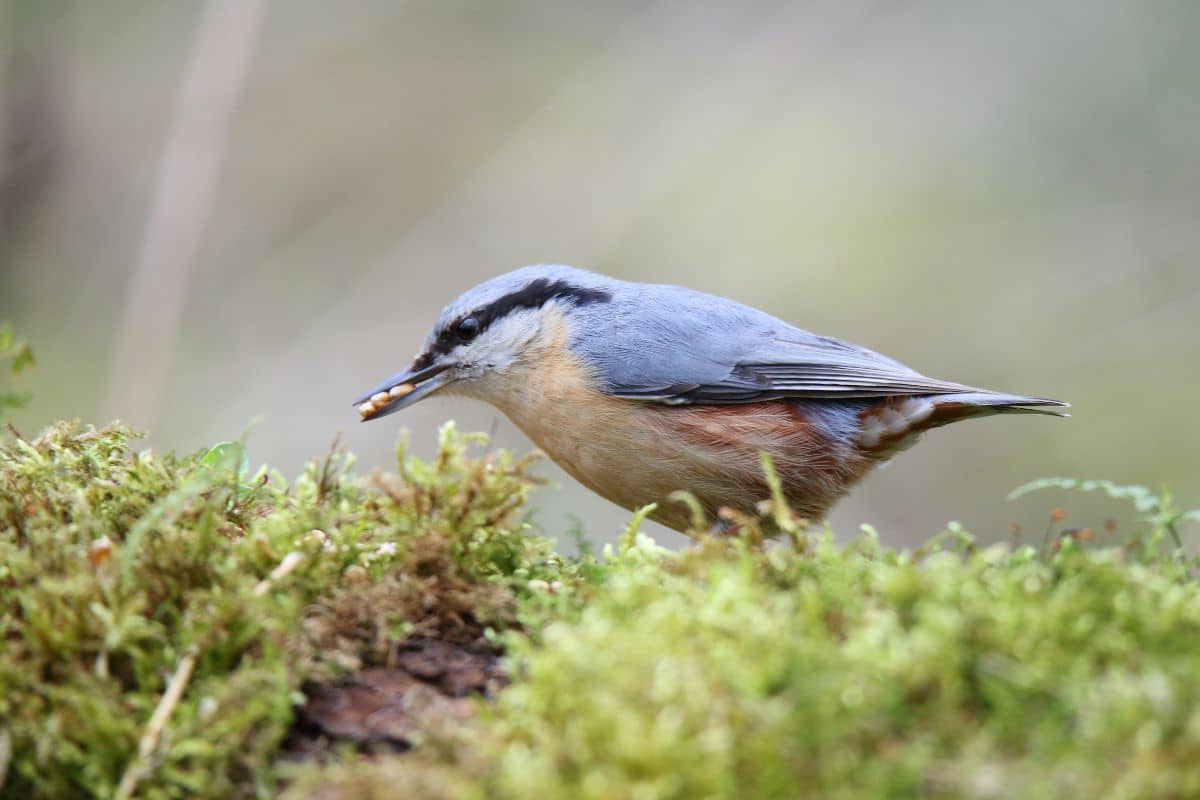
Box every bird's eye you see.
[455,316,481,341]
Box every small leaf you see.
[200,441,249,478]
[10,343,34,375]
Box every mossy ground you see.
[2,421,1199,799]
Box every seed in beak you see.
[370,391,390,406]
[389,382,415,399]
[357,402,377,418]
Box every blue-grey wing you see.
[569,286,973,404]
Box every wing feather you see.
[606,333,976,405]
[570,284,1054,407]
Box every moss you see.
[4,419,1200,799]
[0,421,565,798]
[290,511,1200,800]
[480,540,1200,798]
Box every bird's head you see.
[354,265,615,421]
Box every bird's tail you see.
[928,391,1070,422]
[856,391,1068,454]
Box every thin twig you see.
[316,433,343,504]
[253,550,304,597]
[114,645,199,800]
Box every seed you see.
[358,402,376,418]
[389,382,416,398]
[370,391,390,406]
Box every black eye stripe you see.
[427,279,612,358]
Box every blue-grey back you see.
[443,265,978,403]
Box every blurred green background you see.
[2,1,1197,548]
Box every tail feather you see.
[856,391,1068,454]
[931,391,1070,419]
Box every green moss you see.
[0,421,563,798]
[4,419,1200,799]
[290,510,1200,800]
[475,539,1200,799]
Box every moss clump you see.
[5,419,1200,800]
[292,524,1200,800]
[0,421,569,798]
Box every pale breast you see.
[493,368,876,530]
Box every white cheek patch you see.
[465,309,544,376]
[857,397,935,451]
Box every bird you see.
[354,265,1067,533]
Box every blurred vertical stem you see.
[0,0,61,279]
[103,0,268,425]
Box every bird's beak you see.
[353,360,455,422]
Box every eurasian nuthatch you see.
[356,266,1067,532]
